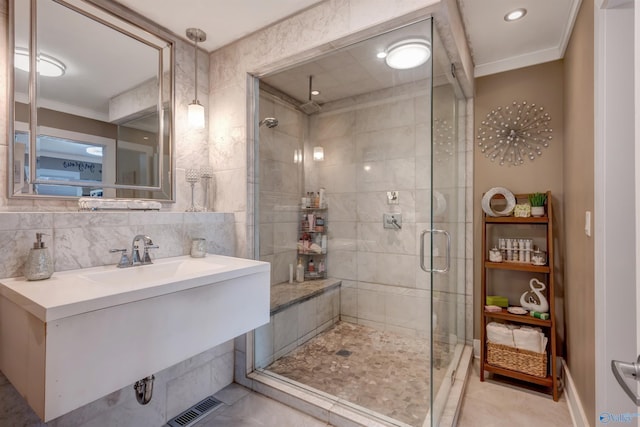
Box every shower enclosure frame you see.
[241,8,475,427]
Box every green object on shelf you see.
[528,192,547,207]
[486,295,509,308]
[530,311,550,320]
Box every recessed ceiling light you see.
[14,47,66,77]
[384,38,431,70]
[504,8,527,22]
[311,90,320,96]
[376,51,387,59]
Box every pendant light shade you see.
[188,101,205,129]
[186,28,206,129]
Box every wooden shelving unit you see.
[480,191,560,401]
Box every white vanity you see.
[0,255,270,422]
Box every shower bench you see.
[254,278,341,367]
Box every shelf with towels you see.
[480,191,559,401]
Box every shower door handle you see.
[420,229,451,273]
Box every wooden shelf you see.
[484,216,548,224]
[480,191,559,401]
[485,261,550,273]
[483,363,553,387]
[483,309,552,327]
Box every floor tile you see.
[457,360,573,427]
[195,391,329,427]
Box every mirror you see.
[10,0,175,200]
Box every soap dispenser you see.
[25,233,54,281]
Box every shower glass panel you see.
[253,17,466,426]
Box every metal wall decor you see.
[477,101,553,166]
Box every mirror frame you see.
[8,0,177,201]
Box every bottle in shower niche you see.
[296,258,304,283]
[25,233,54,281]
[308,258,315,273]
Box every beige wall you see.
[473,60,565,341]
[562,0,595,423]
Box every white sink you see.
[0,254,269,322]
[79,256,225,287]
[0,253,270,421]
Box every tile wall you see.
[258,92,305,285]
[305,82,469,342]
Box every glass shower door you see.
[425,30,467,426]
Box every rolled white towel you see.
[486,322,515,347]
[513,328,545,353]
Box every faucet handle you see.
[110,249,130,268]
[109,248,130,268]
[142,243,159,264]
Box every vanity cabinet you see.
[298,206,328,280]
[479,191,559,401]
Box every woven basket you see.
[487,342,547,378]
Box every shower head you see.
[259,117,279,128]
[299,75,321,115]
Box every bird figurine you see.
[520,278,549,313]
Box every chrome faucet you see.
[110,235,159,268]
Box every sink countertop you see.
[0,254,270,322]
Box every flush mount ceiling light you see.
[311,90,320,96]
[186,28,206,129]
[504,8,527,22]
[14,47,66,77]
[383,38,431,70]
[86,146,103,156]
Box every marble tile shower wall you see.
[305,82,470,341]
[258,92,305,285]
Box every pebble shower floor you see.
[267,321,449,426]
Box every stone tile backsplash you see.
[0,211,235,279]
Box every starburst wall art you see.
[477,101,553,166]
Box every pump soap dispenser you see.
[25,233,54,281]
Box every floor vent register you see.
[167,396,223,427]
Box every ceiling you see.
[261,20,449,106]
[16,0,583,121]
[115,0,325,52]
[114,0,582,78]
[458,0,582,77]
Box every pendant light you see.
[186,28,206,129]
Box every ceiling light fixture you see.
[504,8,527,22]
[313,146,324,161]
[376,51,387,59]
[14,47,66,77]
[384,38,431,70]
[186,28,206,129]
[86,146,103,156]
[311,90,320,96]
